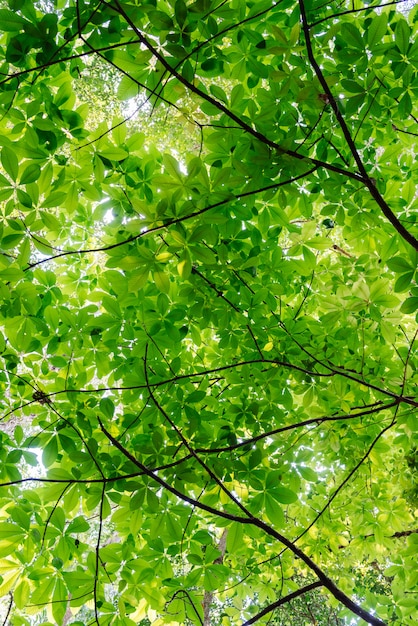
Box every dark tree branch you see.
[49,404,106,479]
[392,124,418,137]
[339,527,418,549]
[41,483,71,549]
[1,593,13,626]
[106,0,366,184]
[0,41,141,87]
[6,351,415,432]
[299,0,418,251]
[309,1,409,28]
[154,1,279,107]
[242,581,323,625]
[203,529,228,625]
[143,344,251,517]
[93,483,107,626]
[294,419,397,544]
[25,168,318,269]
[195,401,399,454]
[98,420,387,625]
[391,528,418,539]
[28,590,94,609]
[166,589,203,625]
[278,323,418,408]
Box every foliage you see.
[0,0,417,625]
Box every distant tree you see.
[0,1,417,625]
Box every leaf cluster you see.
[0,1,416,625]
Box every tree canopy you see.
[0,0,417,625]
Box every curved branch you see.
[195,400,398,454]
[98,419,387,625]
[166,589,203,625]
[25,168,317,269]
[294,419,397,544]
[308,0,409,28]
[242,581,323,625]
[106,0,365,184]
[1,593,13,626]
[93,483,106,626]
[299,0,418,251]
[41,483,72,549]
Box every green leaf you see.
[0,267,25,281]
[99,148,129,161]
[42,436,58,468]
[265,494,285,527]
[398,92,412,118]
[192,245,217,264]
[0,9,29,30]
[387,256,413,273]
[20,163,41,184]
[165,514,182,541]
[139,585,165,610]
[128,268,149,292]
[226,523,244,553]
[0,522,26,539]
[67,517,90,534]
[299,466,317,482]
[117,75,139,100]
[395,18,410,54]
[186,390,206,403]
[42,191,67,208]
[1,233,24,249]
[367,14,387,49]
[100,397,115,419]
[175,0,187,27]
[154,270,170,293]
[14,579,30,609]
[14,425,24,445]
[341,23,364,49]
[394,272,414,293]
[270,487,298,504]
[400,297,418,314]
[373,294,399,308]
[1,146,19,181]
